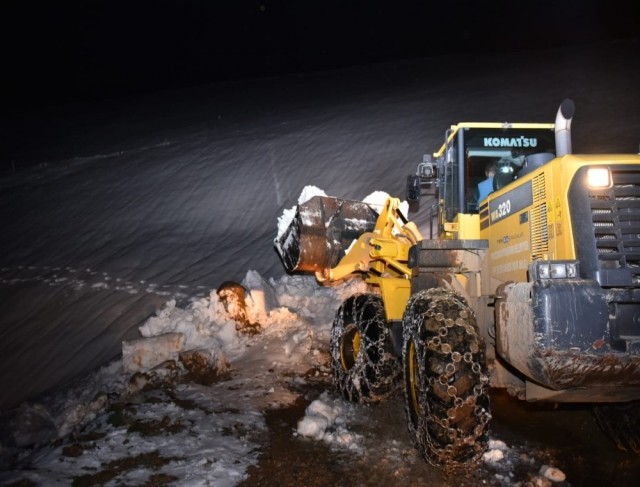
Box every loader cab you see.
[437,123,556,223]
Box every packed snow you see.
[296,392,362,450]
[275,184,328,240]
[1,40,640,485]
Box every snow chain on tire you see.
[403,288,491,467]
[330,293,401,403]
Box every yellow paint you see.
[478,153,640,282]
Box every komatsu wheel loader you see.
[274,99,640,466]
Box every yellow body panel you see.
[444,213,481,240]
[367,276,412,321]
[478,153,640,284]
[319,197,423,321]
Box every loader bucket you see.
[275,196,379,273]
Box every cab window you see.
[462,127,555,213]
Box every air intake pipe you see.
[555,98,575,157]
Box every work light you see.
[586,167,612,189]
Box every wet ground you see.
[489,391,640,486]
[3,361,640,487]
[241,377,640,487]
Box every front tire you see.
[330,293,400,403]
[402,288,491,466]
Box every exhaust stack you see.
[555,98,575,157]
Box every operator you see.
[477,163,496,202]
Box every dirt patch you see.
[240,395,351,487]
[240,375,447,487]
[128,415,186,437]
[71,450,180,487]
[241,379,640,486]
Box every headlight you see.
[586,167,612,189]
[530,260,579,280]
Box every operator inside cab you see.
[477,163,496,203]
[466,157,517,213]
[444,126,556,218]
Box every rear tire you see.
[330,293,400,403]
[593,401,640,454]
[402,288,491,466]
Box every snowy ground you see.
[0,272,365,485]
[0,272,580,486]
[1,39,640,485]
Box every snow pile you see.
[482,438,508,463]
[134,271,367,369]
[10,269,361,446]
[296,392,362,451]
[362,190,409,217]
[137,293,248,361]
[271,274,367,343]
[481,437,569,485]
[1,269,365,485]
[5,360,131,451]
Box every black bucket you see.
[275,196,379,273]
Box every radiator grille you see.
[532,173,546,203]
[530,174,548,259]
[589,169,640,278]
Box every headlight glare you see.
[586,167,612,189]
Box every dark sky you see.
[3,0,638,107]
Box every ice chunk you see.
[362,190,390,208]
[306,396,340,424]
[298,185,327,205]
[362,190,409,227]
[122,332,185,372]
[540,465,566,482]
[242,269,280,317]
[482,448,505,463]
[276,185,328,239]
[297,414,329,441]
[488,439,508,451]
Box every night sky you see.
[3,1,638,108]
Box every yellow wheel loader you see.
[274,99,640,466]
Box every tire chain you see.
[331,293,401,403]
[404,288,491,466]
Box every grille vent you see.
[530,174,548,259]
[589,169,640,279]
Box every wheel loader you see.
[274,99,640,466]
